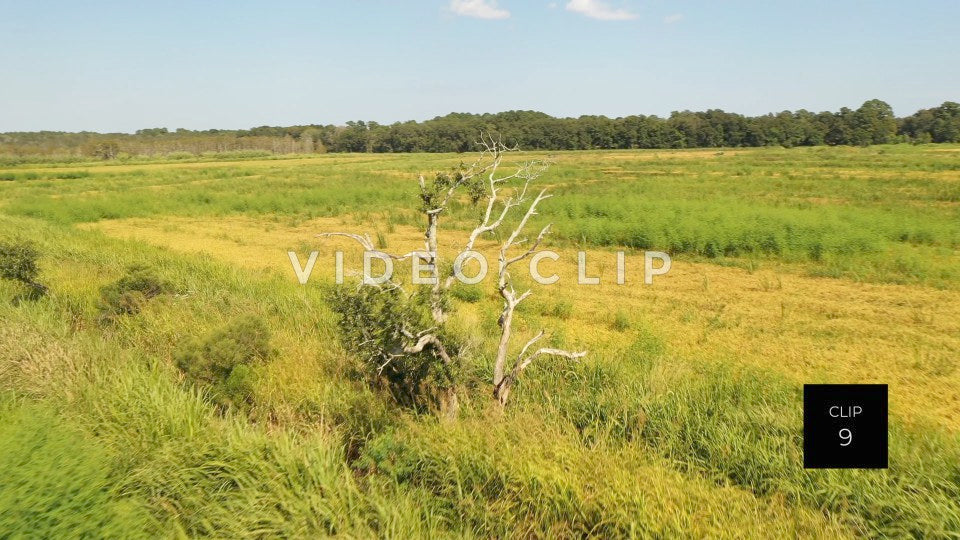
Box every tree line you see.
[1,100,958,160]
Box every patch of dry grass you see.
[88,215,960,431]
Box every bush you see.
[0,241,47,301]
[546,300,573,320]
[54,171,91,180]
[450,284,483,303]
[611,310,631,331]
[328,285,460,410]
[97,264,173,321]
[175,315,274,408]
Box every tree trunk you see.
[493,379,511,407]
[492,301,513,392]
[425,212,445,323]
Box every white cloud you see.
[565,0,637,21]
[449,0,510,19]
[664,13,683,24]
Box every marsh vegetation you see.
[0,144,958,537]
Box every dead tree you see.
[320,134,586,411]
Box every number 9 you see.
[839,428,853,446]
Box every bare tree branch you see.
[514,347,587,375]
[493,332,586,406]
[316,232,417,261]
[400,333,453,367]
[517,330,546,360]
[500,190,552,268]
[316,231,375,251]
[322,136,586,412]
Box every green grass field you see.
[1,145,959,538]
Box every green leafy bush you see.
[0,241,48,301]
[98,264,173,321]
[175,315,273,408]
[329,285,460,410]
[450,283,483,303]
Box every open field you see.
[1,145,959,537]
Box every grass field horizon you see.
[2,144,959,537]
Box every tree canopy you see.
[2,100,958,160]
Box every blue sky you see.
[1,0,958,132]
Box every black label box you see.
[803,384,888,469]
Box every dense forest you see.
[2,100,958,161]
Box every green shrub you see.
[54,170,91,180]
[450,283,483,303]
[611,310,631,331]
[97,264,172,321]
[175,315,273,408]
[328,285,460,410]
[0,240,47,301]
[546,300,574,319]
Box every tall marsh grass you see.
[1,146,959,537]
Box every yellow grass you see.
[87,215,960,431]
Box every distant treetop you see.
[2,100,958,159]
